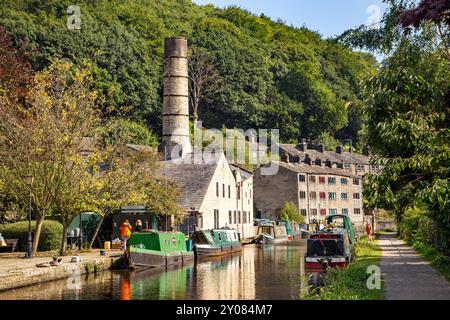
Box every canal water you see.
[0,241,307,300]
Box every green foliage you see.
[278,202,305,224]
[399,207,450,280]
[105,118,159,147]
[0,0,376,144]
[303,237,383,300]
[0,220,63,252]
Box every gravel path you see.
[379,233,450,300]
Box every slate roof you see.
[157,154,219,211]
[276,161,361,179]
[278,144,370,165]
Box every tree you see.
[188,47,224,123]
[0,59,99,253]
[86,121,166,248]
[278,202,305,224]
[357,0,450,251]
[0,26,33,100]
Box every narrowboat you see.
[255,224,289,244]
[127,232,194,269]
[304,215,357,286]
[191,229,242,257]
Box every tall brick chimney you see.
[161,37,192,159]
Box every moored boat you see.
[304,214,357,287]
[191,229,242,257]
[127,232,194,269]
[255,224,289,244]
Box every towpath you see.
[379,233,450,300]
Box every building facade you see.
[253,162,364,229]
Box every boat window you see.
[172,237,176,247]
[217,233,222,241]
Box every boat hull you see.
[194,244,242,257]
[128,248,194,268]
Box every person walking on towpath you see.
[120,220,132,250]
[366,221,374,243]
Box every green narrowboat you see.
[127,232,194,269]
[191,229,242,257]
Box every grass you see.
[302,237,383,300]
[408,239,450,282]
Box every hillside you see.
[0,0,378,146]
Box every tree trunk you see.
[32,217,44,254]
[89,215,105,249]
[60,221,68,256]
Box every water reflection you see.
[0,241,306,300]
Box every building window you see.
[238,211,241,224]
[229,211,232,224]
[299,175,306,182]
[357,165,365,173]
[249,190,252,198]
[233,211,237,224]
[320,209,327,216]
[216,182,219,197]
[342,208,349,215]
[243,211,247,224]
[228,185,231,198]
[328,192,337,201]
[353,178,360,185]
[310,209,318,216]
[328,177,336,185]
[329,208,337,215]
[300,209,307,216]
[299,191,306,199]
[319,177,326,184]
[353,193,361,200]
[344,164,351,171]
[319,192,326,200]
[309,176,316,183]
[354,208,361,215]
[341,178,348,185]
[222,184,225,198]
[310,192,317,199]
[341,193,348,200]
[214,210,220,229]
[237,185,241,200]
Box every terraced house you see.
[253,161,364,229]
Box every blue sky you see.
[192,0,388,39]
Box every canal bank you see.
[0,250,125,292]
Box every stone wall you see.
[0,254,124,292]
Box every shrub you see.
[278,201,305,224]
[0,220,63,252]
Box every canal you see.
[0,241,307,300]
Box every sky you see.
[192,0,388,39]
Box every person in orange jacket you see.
[120,220,132,250]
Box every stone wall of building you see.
[253,165,299,221]
[254,162,365,229]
